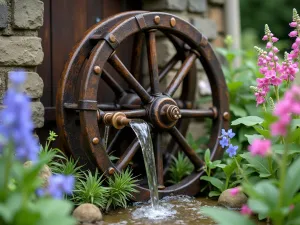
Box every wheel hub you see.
[148,96,181,129]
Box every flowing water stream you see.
[104,125,110,149]
[129,120,159,208]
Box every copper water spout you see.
[103,112,131,129]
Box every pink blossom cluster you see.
[254,10,300,106]
[254,27,282,106]
[248,139,272,156]
[271,85,300,136]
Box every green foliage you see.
[106,168,138,210]
[216,36,260,150]
[168,152,194,184]
[201,207,256,225]
[51,157,83,179]
[72,170,109,209]
[0,132,76,225]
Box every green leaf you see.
[230,104,247,117]
[204,149,210,165]
[201,207,256,225]
[248,199,269,215]
[231,116,264,126]
[200,176,224,192]
[287,128,300,143]
[222,155,242,178]
[227,81,243,92]
[273,144,300,155]
[208,191,221,197]
[284,157,300,203]
[291,119,300,130]
[241,153,271,178]
[245,134,264,144]
[254,126,271,138]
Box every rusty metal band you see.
[134,14,147,30]
[77,100,98,111]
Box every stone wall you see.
[142,0,225,138]
[0,0,44,129]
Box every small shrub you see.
[106,168,138,210]
[168,152,194,184]
[72,170,109,209]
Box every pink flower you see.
[273,47,279,53]
[290,22,298,27]
[292,42,298,49]
[289,30,298,37]
[290,204,295,211]
[262,35,268,41]
[230,187,241,196]
[266,42,272,48]
[241,205,252,216]
[248,139,272,157]
[296,37,300,44]
[272,37,279,42]
[271,122,288,136]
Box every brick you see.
[188,0,207,13]
[143,0,188,11]
[31,101,44,128]
[0,1,8,29]
[13,0,44,29]
[0,37,44,66]
[192,18,217,39]
[209,6,224,32]
[8,72,44,98]
[156,38,177,68]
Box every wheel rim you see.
[58,12,229,201]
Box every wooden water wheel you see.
[56,11,229,201]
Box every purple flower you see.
[221,129,227,136]
[38,174,75,199]
[219,136,229,148]
[227,129,236,139]
[0,71,39,161]
[226,144,238,158]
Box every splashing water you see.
[129,120,159,208]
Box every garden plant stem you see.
[276,141,289,225]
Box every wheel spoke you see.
[108,53,152,103]
[146,30,160,95]
[100,109,146,118]
[131,33,144,81]
[169,127,204,169]
[165,53,197,97]
[101,69,126,98]
[116,138,140,170]
[180,108,217,119]
[106,129,123,154]
[153,132,164,189]
[146,54,179,93]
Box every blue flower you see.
[227,129,236,139]
[221,129,227,136]
[0,71,39,161]
[38,174,75,199]
[219,136,229,148]
[226,144,238,158]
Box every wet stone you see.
[218,188,248,209]
[73,203,103,223]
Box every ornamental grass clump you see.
[0,71,76,225]
[201,8,300,225]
